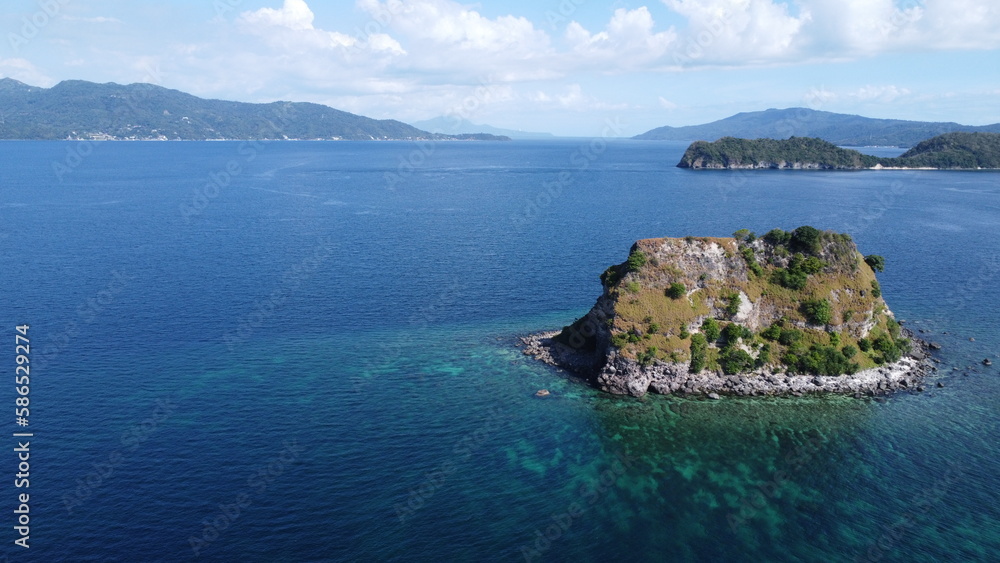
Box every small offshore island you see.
[677,132,1000,170]
[523,227,934,398]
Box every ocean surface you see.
[1,139,998,562]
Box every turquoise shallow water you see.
[0,140,998,561]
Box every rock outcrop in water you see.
[522,227,932,397]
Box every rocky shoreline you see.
[520,328,936,398]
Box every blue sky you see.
[1,0,998,136]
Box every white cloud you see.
[565,7,677,66]
[238,0,402,54]
[366,33,406,55]
[0,58,54,87]
[346,0,563,88]
[526,83,628,112]
[803,0,999,53]
[529,91,551,103]
[851,85,911,103]
[797,0,921,55]
[360,0,549,54]
[62,15,124,24]
[919,0,1000,49]
[557,83,585,108]
[663,0,808,64]
[803,86,837,108]
[52,0,995,135]
[658,96,678,110]
[213,0,998,120]
[240,0,315,31]
[793,84,911,108]
[659,0,1000,66]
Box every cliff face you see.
[680,158,860,170]
[524,228,930,397]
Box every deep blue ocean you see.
[1,139,998,562]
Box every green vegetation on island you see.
[893,132,1000,168]
[678,136,877,169]
[557,226,910,377]
[677,132,1000,170]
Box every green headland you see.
[677,132,1000,170]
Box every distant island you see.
[677,132,1000,170]
[634,107,1000,147]
[0,78,510,141]
[410,116,555,140]
[523,227,932,398]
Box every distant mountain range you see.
[410,116,554,140]
[634,108,1000,147]
[0,78,508,141]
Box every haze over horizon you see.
[2,0,999,136]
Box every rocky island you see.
[677,132,1000,170]
[523,227,933,398]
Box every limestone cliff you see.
[523,227,931,397]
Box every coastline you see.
[681,162,996,171]
[520,328,936,398]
